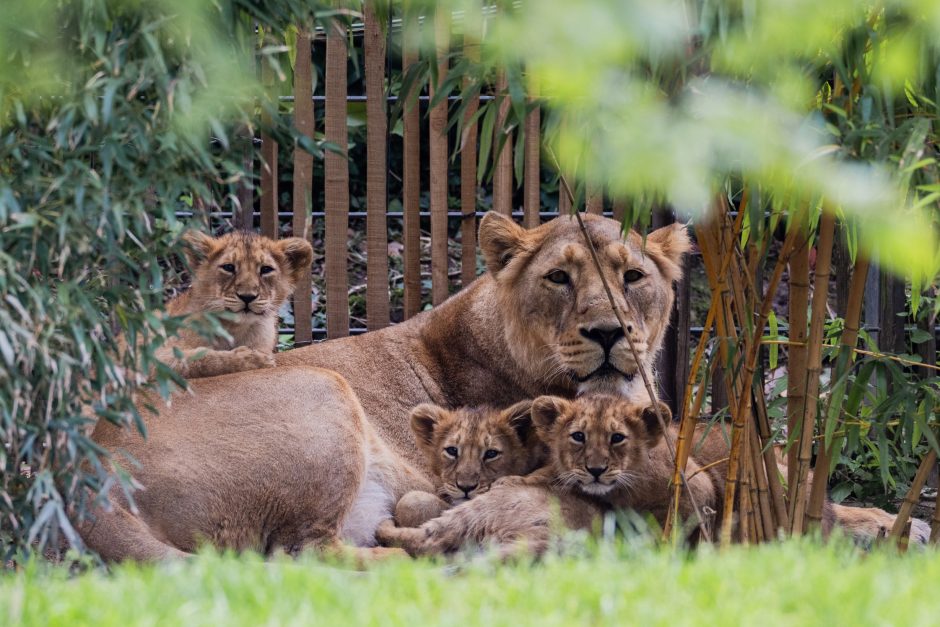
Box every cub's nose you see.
[580,325,626,353]
[456,482,478,497]
[237,293,258,305]
[586,466,608,480]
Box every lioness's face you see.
[530,395,666,496]
[410,402,542,504]
[479,212,689,399]
[183,231,313,318]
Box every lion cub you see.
[519,394,724,534]
[376,402,604,557]
[157,230,313,379]
[391,401,547,527]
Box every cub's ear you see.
[639,401,671,446]
[182,230,217,269]
[502,400,535,445]
[479,211,529,275]
[645,223,691,283]
[410,404,450,449]
[276,237,314,287]
[530,396,572,434]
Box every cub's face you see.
[478,212,690,400]
[183,230,313,318]
[530,394,667,497]
[410,401,544,504]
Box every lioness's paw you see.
[231,347,276,370]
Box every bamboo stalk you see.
[792,210,836,533]
[749,410,775,539]
[889,448,937,544]
[715,214,800,545]
[806,254,870,525]
[786,224,810,490]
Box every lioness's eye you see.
[545,270,570,285]
[444,446,458,458]
[570,431,585,443]
[220,263,236,273]
[623,269,644,284]
[260,265,275,276]
[610,433,626,444]
[483,449,500,460]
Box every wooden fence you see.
[206,11,927,420]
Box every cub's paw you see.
[231,346,276,370]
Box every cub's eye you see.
[444,446,458,458]
[483,449,500,460]
[623,269,644,284]
[570,431,585,443]
[260,265,275,276]
[545,270,570,285]
[220,263,236,273]
[610,433,627,444]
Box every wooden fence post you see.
[402,14,422,319]
[291,30,314,346]
[430,9,450,306]
[460,3,482,288]
[325,18,350,338]
[364,4,390,330]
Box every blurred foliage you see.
[0,0,331,560]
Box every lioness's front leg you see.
[157,345,275,379]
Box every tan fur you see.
[276,213,690,478]
[394,401,544,527]
[78,366,431,561]
[377,403,601,557]
[87,213,687,561]
[157,230,313,379]
[519,395,722,537]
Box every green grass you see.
[3,539,940,626]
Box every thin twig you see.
[549,149,711,543]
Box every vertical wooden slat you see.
[260,59,278,239]
[402,14,421,319]
[236,128,254,230]
[558,175,572,215]
[493,72,513,216]
[429,9,450,306]
[523,97,541,229]
[325,19,350,338]
[611,198,627,224]
[585,185,603,215]
[291,30,314,346]
[460,3,482,289]
[364,4,390,330]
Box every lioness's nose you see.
[456,482,478,497]
[237,293,258,305]
[586,466,608,480]
[580,325,626,352]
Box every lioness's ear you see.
[410,404,450,448]
[479,211,528,275]
[645,223,691,282]
[182,230,217,269]
[530,396,572,434]
[276,237,314,286]
[502,400,535,445]
[639,401,670,445]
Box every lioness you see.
[393,401,546,527]
[157,230,313,379]
[277,212,690,477]
[80,367,431,561]
[85,213,689,560]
